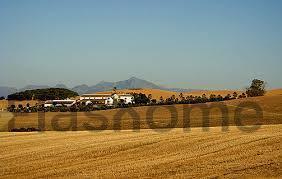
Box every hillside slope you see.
[1,93,281,132]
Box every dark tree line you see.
[131,93,150,104]
[155,92,246,105]
[7,88,78,101]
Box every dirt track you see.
[0,125,281,178]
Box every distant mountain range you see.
[0,77,198,97]
[0,87,18,98]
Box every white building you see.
[118,94,135,104]
[80,94,112,105]
[44,99,76,108]
[80,93,134,106]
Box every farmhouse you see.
[80,93,134,106]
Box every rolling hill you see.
[1,90,281,132]
[0,90,281,178]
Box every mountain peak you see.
[128,76,139,80]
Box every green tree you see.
[224,94,231,100]
[217,95,223,101]
[209,94,217,102]
[159,96,164,103]
[241,93,246,98]
[132,93,150,104]
[18,104,23,109]
[171,95,176,102]
[246,79,266,97]
[233,92,238,99]
[179,93,185,101]
[148,94,152,103]
[202,94,208,102]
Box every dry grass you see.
[0,125,281,178]
[265,88,282,96]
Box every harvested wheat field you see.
[0,124,281,178]
[0,93,281,178]
[97,88,281,100]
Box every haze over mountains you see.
[0,77,197,97]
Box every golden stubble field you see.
[0,125,281,178]
[0,92,281,178]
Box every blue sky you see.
[0,0,281,89]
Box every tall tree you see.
[246,79,266,97]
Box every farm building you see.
[80,93,134,106]
[44,99,76,107]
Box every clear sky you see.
[0,0,281,90]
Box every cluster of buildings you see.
[44,93,134,107]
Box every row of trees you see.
[156,91,247,105]
[7,102,114,113]
[127,79,266,105]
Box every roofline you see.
[81,93,133,96]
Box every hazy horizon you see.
[1,0,282,89]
